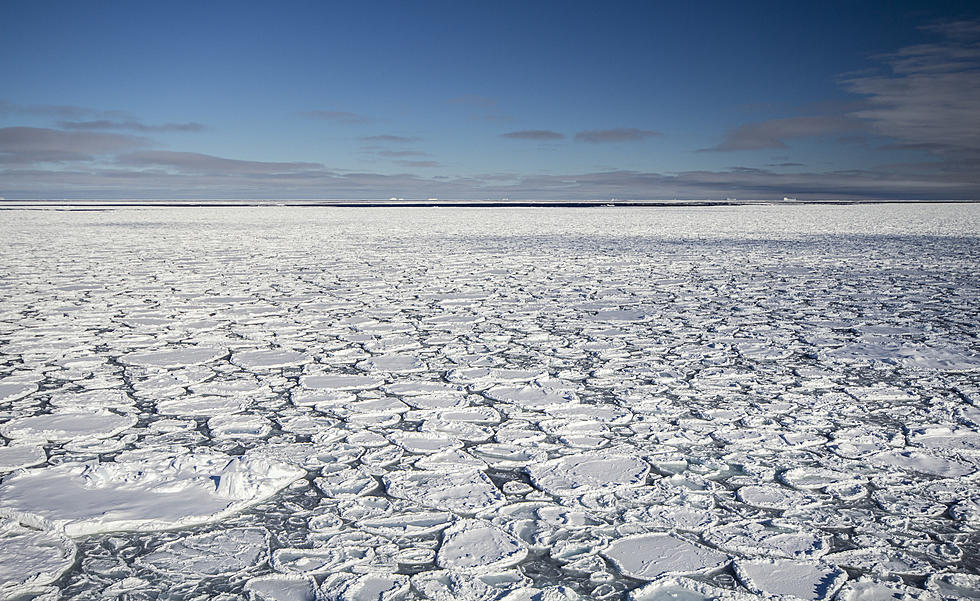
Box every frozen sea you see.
[0,203,978,601]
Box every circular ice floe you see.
[602,533,729,580]
[734,559,846,601]
[546,404,632,424]
[356,354,427,373]
[137,527,269,577]
[526,453,649,496]
[0,511,76,599]
[437,519,528,571]
[320,573,410,601]
[389,431,463,455]
[415,449,488,472]
[314,467,380,498]
[119,346,227,369]
[0,452,304,536]
[383,380,466,396]
[245,574,318,601]
[779,467,863,491]
[824,548,933,577]
[300,374,384,391]
[410,569,502,601]
[0,445,46,472]
[207,414,273,439]
[231,349,310,370]
[591,309,647,322]
[384,469,505,515]
[291,388,356,408]
[49,389,135,411]
[737,485,816,511]
[271,546,374,575]
[836,578,935,601]
[622,503,718,532]
[0,382,37,404]
[703,519,830,559]
[361,510,455,538]
[926,573,980,600]
[909,426,980,454]
[629,576,760,601]
[0,410,136,442]
[156,394,246,416]
[485,385,579,410]
[869,449,974,478]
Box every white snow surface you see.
[0,204,978,599]
[0,452,304,535]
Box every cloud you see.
[360,135,420,143]
[0,100,131,120]
[501,130,565,141]
[0,127,149,164]
[703,116,865,151]
[574,128,661,143]
[117,151,323,175]
[58,120,205,132]
[840,19,980,158]
[376,150,430,158]
[5,158,976,200]
[301,110,372,124]
[393,160,441,168]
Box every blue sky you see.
[1,0,978,199]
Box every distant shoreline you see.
[0,199,977,210]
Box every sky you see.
[1,0,979,200]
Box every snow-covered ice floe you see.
[0,452,304,535]
[0,203,977,599]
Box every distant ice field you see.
[0,204,978,600]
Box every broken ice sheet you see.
[1,205,979,599]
